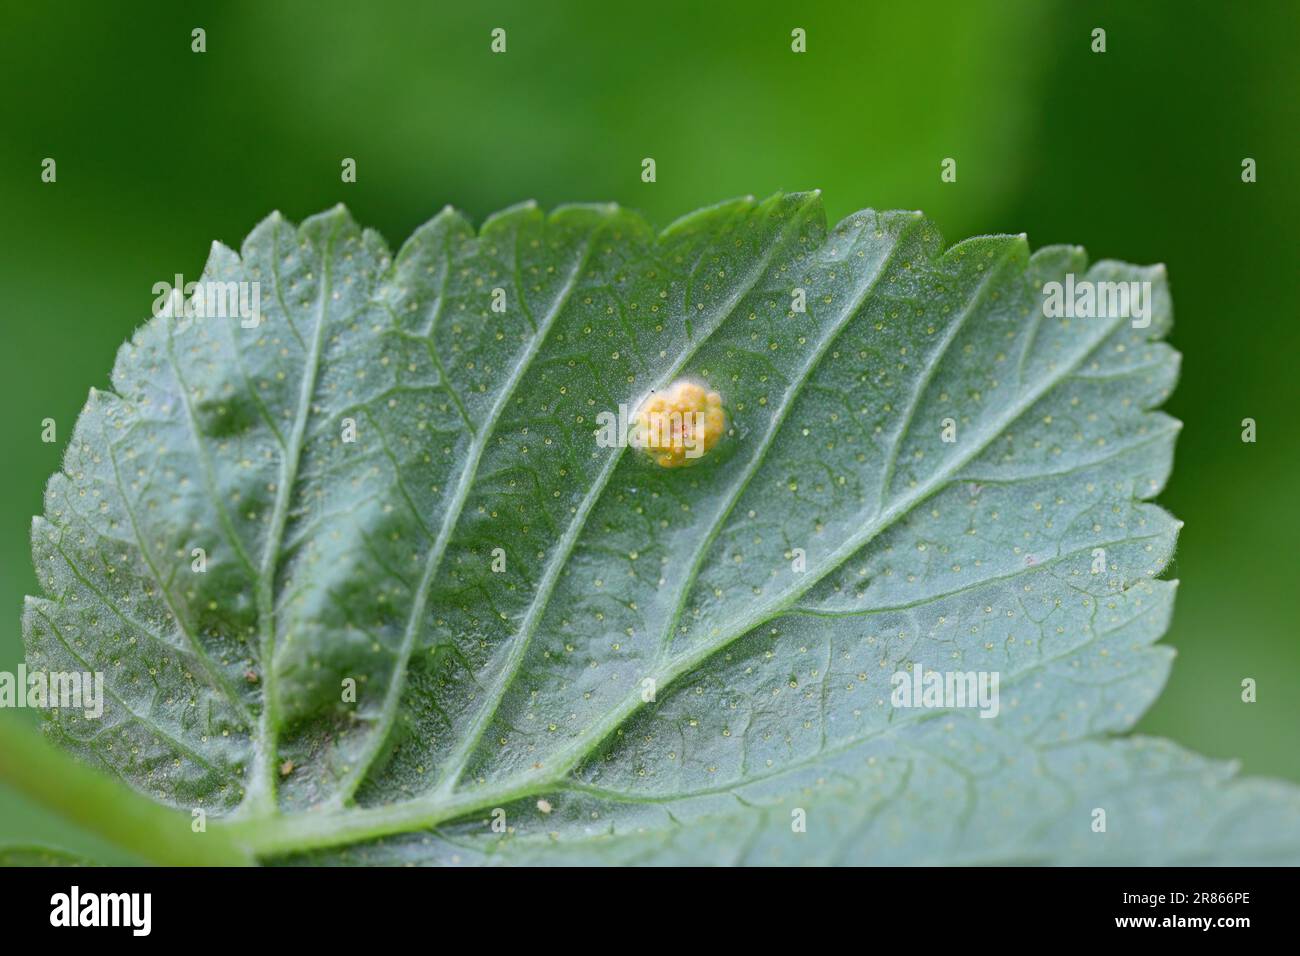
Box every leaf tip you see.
[481,199,545,234]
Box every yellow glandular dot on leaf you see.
[633,379,726,468]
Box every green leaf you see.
[23,195,1300,864]
[0,714,249,865]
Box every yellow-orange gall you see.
[633,380,726,468]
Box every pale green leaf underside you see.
[25,194,1300,864]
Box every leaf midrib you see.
[431,198,820,796]
[330,226,597,806]
[229,511,1161,858]
[249,213,339,814]
[652,214,922,671]
[558,575,1162,808]
[231,246,1132,858]
[534,295,1126,787]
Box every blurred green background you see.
[1,0,1295,859]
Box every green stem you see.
[0,715,254,866]
[219,776,547,858]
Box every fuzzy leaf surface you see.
[25,195,1300,864]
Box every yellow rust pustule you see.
[633,380,726,468]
